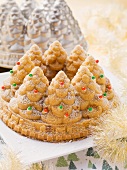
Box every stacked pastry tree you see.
[9,67,49,120]
[26,44,44,67]
[42,41,67,80]
[42,71,82,124]
[65,45,87,80]
[72,65,109,118]
[83,56,115,103]
[1,54,34,102]
[0,41,119,142]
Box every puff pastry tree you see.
[27,44,47,75]
[72,65,109,118]
[42,41,67,80]
[65,45,87,80]
[83,56,114,100]
[1,54,34,102]
[9,67,49,120]
[42,71,82,124]
[26,44,43,66]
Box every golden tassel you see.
[91,105,127,164]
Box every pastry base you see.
[0,93,119,143]
[0,97,92,142]
[0,119,94,165]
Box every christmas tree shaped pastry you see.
[26,44,47,74]
[41,71,82,124]
[83,56,106,92]
[72,65,109,118]
[83,56,115,100]
[9,67,49,120]
[42,41,67,80]
[1,54,34,102]
[26,44,43,66]
[65,45,87,80]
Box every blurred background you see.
[0,0,127,59]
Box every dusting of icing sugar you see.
[69,110,80,118]
[37,81,46,88]
[21,107,42,116]
[32,107,42,115]
[37,97,44,104]
[18,94,31,105]
[65,92,75,100]
[2,89,12,98]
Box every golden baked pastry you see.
[26,44,44,67]
[0,41,119,142]
[83,56,117,106]
[26,44,47,75]
[42,41,67,80]
[65,45,87,80]
[83,56,106,92]
[1,54,34,103]
[42,71,82,124]
[71,65,109,118]
[9,67,49,120]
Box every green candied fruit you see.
[103,92,107,97]
[92,76,96,80]
[88,107,93,112]
[59,105,63,110]
[27,106,32,111]
[100,74,104,78]
[12,83,17,87]
[10,70,13,74]
[29,74,33,77]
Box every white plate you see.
[0,121,94,165]
[0,69,120,165]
